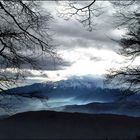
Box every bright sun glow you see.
[58,47,124,76]
[6,47,135,84]
[25,47,127,83]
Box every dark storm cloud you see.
[54,22,112,43]
[36,56,73,71]
[56,35,118,50]
[13,1,122,72]
[52,0,126,52]
[36,1,122,72]
[1,54,73,71]
[21,56,73,71]
[53,11,120,51]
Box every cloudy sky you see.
[24,1,138,84]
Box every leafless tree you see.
[0,1,55,91]
[106,1,140,94]
[57,0,104,31]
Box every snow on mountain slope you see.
[0,75,139,117]
[4,76,121,101]
[5,75,103,92]
[2,75,137,105]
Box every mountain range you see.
[0,75,140,117]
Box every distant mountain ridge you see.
[3,75,126,103]
[63,101,140,117]
[5,75,103,94]
[0,75,139,117]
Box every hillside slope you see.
[0,111,140,139]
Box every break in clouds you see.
[40,1,125,71]
[1,1,131,81]
[32,1,125,78]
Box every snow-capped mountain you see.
[5,75,103,93]
[51,76,104,89]
[3,75,123,103]
[0,75,139,118]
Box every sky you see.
[22,1,139,84]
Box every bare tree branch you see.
[0,1,56,91]
[57,0,104,31]
[106,2,140,93]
